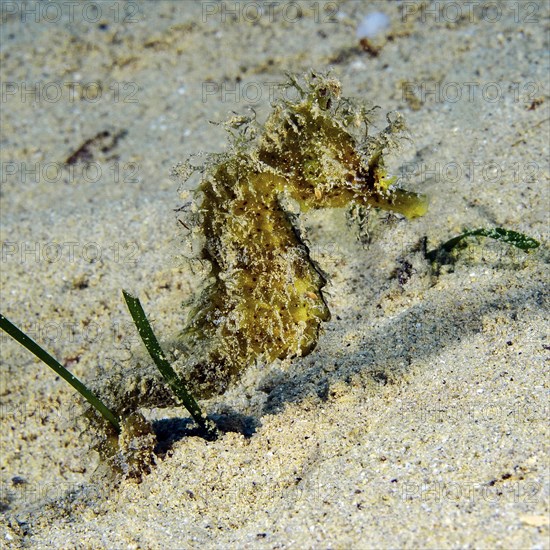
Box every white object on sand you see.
[356,12,391,40]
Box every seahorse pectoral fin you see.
[368,188,429,219]
[390,189,429,219]
[392,189,430,219]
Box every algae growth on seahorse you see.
[174,72,428,397]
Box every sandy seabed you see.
[1,1,548,548]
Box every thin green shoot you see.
[426,227,540,263]
[122,290,219,440]
[0,313,121,432]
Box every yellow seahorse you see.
[176,72,427,397]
